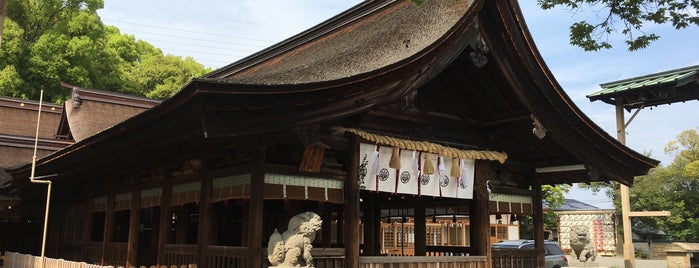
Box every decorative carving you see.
[531,115,547,139]
[358,154,368,190]
[469,35,489,68]
[397,89,419,112]
[268,211,322,267]
[171,159,203,177]
[570,225,597,262]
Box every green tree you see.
[0,0,210,103]
[631,129,699,240]
[537,0,699,51]
[584,129,699,240]
[520,184,570,239]
[542,184,570,229]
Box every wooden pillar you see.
[336,208,344,246]
[175,206,188,243]
[247,146,266,268]
[362,194,375,255]
[344,136,361,268]
[614,99,670,267]
[373,204,382,254]
[157,183,172,266]
[126,191,141,268]
[414,203,426,256]
[614,99,636,268]
[101,194,115,265]
[532,182,545,268]
[82,196,94,260]
[322,209,333,248]
[241,202,249,246]
[197,175,213,268]
[47,203,63,257]
[470,160,491,260]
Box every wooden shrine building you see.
[4,0,658,267]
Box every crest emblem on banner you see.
[421,174,430,185]
[400,171,410,184]
[379,168,389,181]
[440,175,449,187]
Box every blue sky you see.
[97,1,699,209]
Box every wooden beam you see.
[345,135,361,268]
[126,191,141,268]
[628,211,671,217]
[196,174,213,268]
[247,146,266,268]
[100,194,115,265]
[157,182,173,266]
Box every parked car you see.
[491,240,569,268]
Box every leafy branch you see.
[538,0,699,51]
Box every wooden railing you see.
[59,241,85,261]
[260,247,346,268]
[3,251,113,268]
[426,245,471,256]
[359,255,488,268]
[381,247,415,256]
[103,243,127,267]
[160,245,345,268]
[305,248,346,268]
[84,242,102,265]
[491,248,537,268]
[203,245,247,268]
[163,244,197,267]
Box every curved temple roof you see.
[11,0,657,187]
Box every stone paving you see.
[567,255,667,268]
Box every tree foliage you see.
[630,129,699,240]
[537,0,699,51]
[0,0,210,103]
[542,184,570,229]
[520,184,570,238]
[581,129,699,240]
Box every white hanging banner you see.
[358,143,377,191]
[457,158,475,199]
[396,150,419,195]
[377,146,398,193]
[439,157,458,198]
[358,143,474,199]
[420,154,441,197]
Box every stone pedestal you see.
[568,260,601,267]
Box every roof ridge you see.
[599,64,699,88]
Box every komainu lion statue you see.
[268,211,322,267]
[570,225,597,262]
